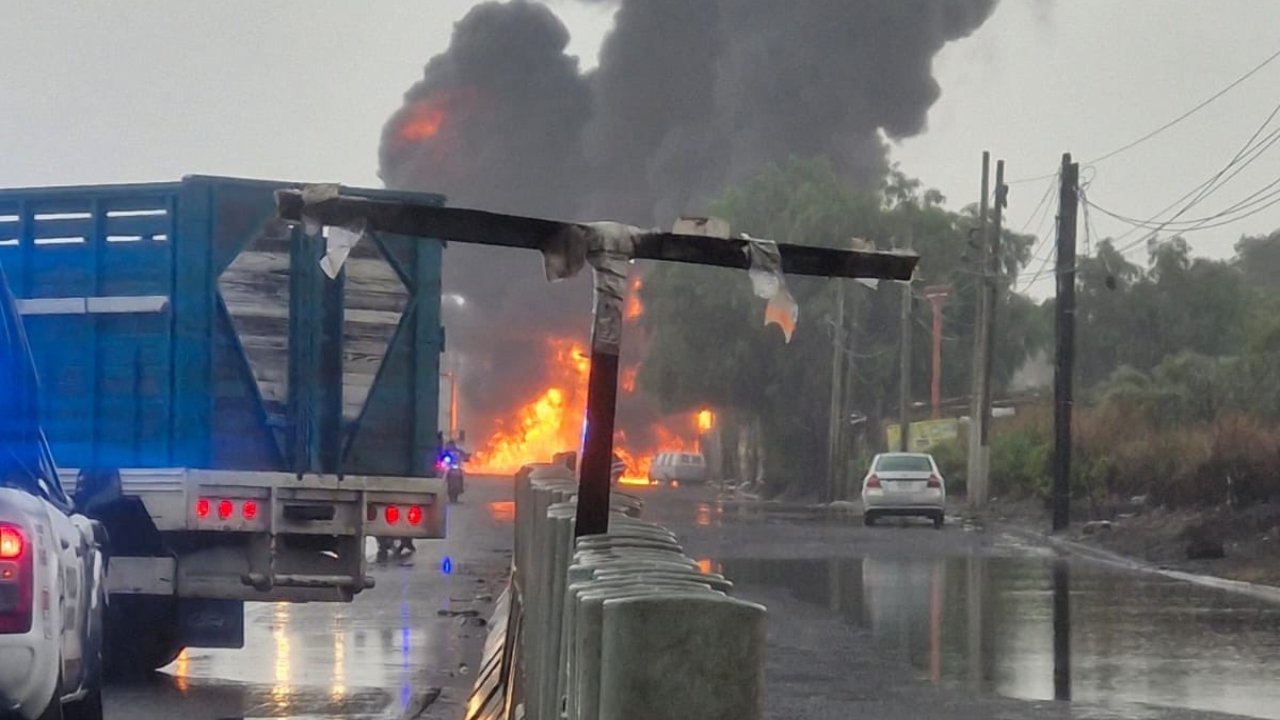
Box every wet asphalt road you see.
[103,475,514,720]
[105,478,1280,720]
[641,487,1280,720]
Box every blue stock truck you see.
[0,175,449,675]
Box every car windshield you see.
[875,455,933,473]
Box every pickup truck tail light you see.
[0,524,32,634]
[866,474,882,489]
[927,475,942,489]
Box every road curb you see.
[1002,524,1280,605]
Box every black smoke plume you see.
[378,0,998,446]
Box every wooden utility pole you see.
[967,152,991,507]
[977,161,1006,505]
[898,225,914,451]
[1053,154,1079,532]
[827,281,846,501]
[924,285,951,419]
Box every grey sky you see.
[4,1,1279,298]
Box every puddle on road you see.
[720,555,1280,720]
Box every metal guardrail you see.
[466,463,767,720]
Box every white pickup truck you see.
[0,480,107,720]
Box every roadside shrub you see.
[930,438,967,494]
[989,413,1052,500]
[1206,414,1280,506]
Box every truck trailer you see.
[0,175,449,675]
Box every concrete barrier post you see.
[597,595,768,720]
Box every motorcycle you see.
[440,450,465,503]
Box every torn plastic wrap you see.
[540,222,639,356]
[297,184,367,279]
[320,218,366,280]
[744,236,799,342]
[299,183,341,238]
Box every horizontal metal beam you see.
[276,190,919,281]
[16,295,170,316]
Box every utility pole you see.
[1053,154,1079,532]
[967,153,991,508]
[827,281,846,501]
[975,161,1006,506]
[924,285,951,419]
[898,224,914,451]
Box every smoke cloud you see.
[377,0,999,441]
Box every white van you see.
[647,452,707,485]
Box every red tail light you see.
[927,475,942,489]
[217,500,234,520]
[242,500,258,520]
[0,524,32,634]
[0,528,22,560]
[385,504,401,525]
[866,474,882,489]
[196,498,211,519]
[407,506,423,526]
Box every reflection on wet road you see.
[719,553,1280,719]
[104,476,513,720]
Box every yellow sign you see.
[885,418,960,452]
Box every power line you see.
[1092,96,1280,256]
[1008,43,1280,185]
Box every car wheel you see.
[863,512,877,527]
[36,674,63,720]
[932,513,945,529]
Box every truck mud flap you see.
[178,598,244,649]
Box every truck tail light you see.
[866,474,882,489]
[242,500,258,520]
[0,524,32,634]
[385,504,401,525]
[927,475,942,489]
[407,506,423,526]
[196,497,211,519]
[217,500,234,520]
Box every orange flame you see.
[624,276,643,321]
[470,339,590,474]
[398,101,447,142]
[697,409,714,433]
[469,335,705,484]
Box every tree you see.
[637,157,1046,496]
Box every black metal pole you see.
[1053,155,1079,533]
[1052,559,1072,701]
[574,258,629,538]
[576,348,620,537]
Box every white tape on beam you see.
[17,295,170,316]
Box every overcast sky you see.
[4,1,1279,298]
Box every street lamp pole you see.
[276,188,919,538]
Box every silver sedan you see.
[860,452,946,528]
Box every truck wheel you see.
[105,596,183,678]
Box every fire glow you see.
[399,102,446,142]
[469,272,713,483]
